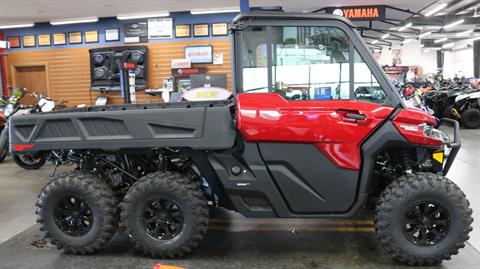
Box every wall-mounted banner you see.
[148,18,173,39]
[171,59,192,69]
[171,67,207,76]
[124,22,148,43]
[326,5,386,21]
[185,45,213,63]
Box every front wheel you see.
[375,172,473,266]
[461,108,480,129]
[13,153,47,170]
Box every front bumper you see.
[440,118,461,176]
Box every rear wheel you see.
[0,128,8,163]
[461,108,480,129]
[120,171,209,258]
[375,172,473,266]
[36,170,117,254]
[13,153,47,170]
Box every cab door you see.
[236,24,398,214]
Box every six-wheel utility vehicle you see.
[9,13,472,266]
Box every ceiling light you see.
[191,7,240,14]
[425,3,448,17]
[442,42,455,48]
[470,36,480,42]
[443,19,464,30]
[402,39,414,44]
[0,23,34,29]
[50,17,98,25]
[456,29,474,37]
[372,40,379,44]
[419,31,432,38]
[434,37,448,43]
[381,33,390,39]
[389,27,397,30]
[424,49,430,53]
[117,11,170,20]
[420,44,425,47]
[398,22,412,32]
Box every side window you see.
[353,50,386,104]
[240,26,268,93]
[238,25,387,104]
[271,26,350,100]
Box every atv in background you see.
[452,90,480,129]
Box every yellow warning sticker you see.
[433,151,444,163]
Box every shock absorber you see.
[401,149,415,174]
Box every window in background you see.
[239,26,268,93]
[270,26,350,100]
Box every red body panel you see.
[392,109,442,147]
[236,93,394,170]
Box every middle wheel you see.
[120,171,209,258]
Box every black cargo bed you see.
[9,101,236,153]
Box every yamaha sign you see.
[326,5,386,21]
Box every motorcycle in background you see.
[0,88,29,163]
[0,90,67,169]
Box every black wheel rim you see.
[467,113,480,126]
[402,200,450,246]
[142,196,184,240]
[18,154,42,165]
[53,195,93,237]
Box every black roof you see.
[232,12,356,28]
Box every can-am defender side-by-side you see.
[9,13,472,266]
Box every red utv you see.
[10,13,471,266]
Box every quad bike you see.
[452,90,480,129]
[9,13,472,266]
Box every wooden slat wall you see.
[5,39,231,106]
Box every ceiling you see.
[0,0,435,25]
[0,0,478,48]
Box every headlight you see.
[420,123,450,142]
[3,104,13,117]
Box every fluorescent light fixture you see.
[420,44,425,47]
[191,7,240,14]
[419,31,432,38]
[402,38,414,44]
[381,33,390,39]
[442,42,455,48]
[0,23,34,29]
[389,27,397,30]
[456,29,474,37]
[443,19,464,30]
[398,22,412,31]
[470,36,480,41]
[50,17,98,25]
[434,37,448,43]
[424,49,430,53]
[117,11,169,20]
[425,3,448,17]
[372,40,379,44]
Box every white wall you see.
[443,39,474,79]
[376,40,438,75]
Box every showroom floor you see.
[0,129,479,268]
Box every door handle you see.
[345,113,366,121]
